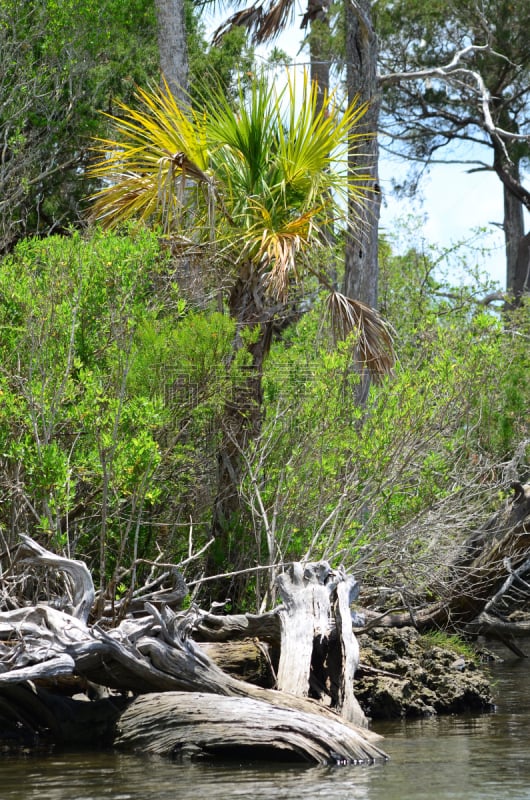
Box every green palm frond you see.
[207,77,278,162]
[278,72,370,191]
[88,70,371,244]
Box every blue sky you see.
[379,156,509,288]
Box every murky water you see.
[3,643,530,800]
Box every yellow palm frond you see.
[241,199,323,300]
[87,80,213,233]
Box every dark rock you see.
[354,627,495,720]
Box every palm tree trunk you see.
[210,268,277,576]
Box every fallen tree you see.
[0,537,385,764]
[355,481,530,651]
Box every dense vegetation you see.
[0,0,252,252]
[0,0,529,614]
[0,225,527,608]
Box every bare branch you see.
[379,44,530,152]
[381,44,492,88]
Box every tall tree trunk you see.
[307,2,338,284]
[343,0,380,402]
[300,0,337,286]
[514,231,530,302]
[343,0,380,310]
[154,0,189,104]
[502,167,525,296]
[306,0,331,117]
[491,137,530,303]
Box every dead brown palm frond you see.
[212,7,264,45]
[255,0,295,41]
[212,0,295,45]
[171,151,212,185]
[325,291,396,382]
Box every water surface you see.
[3,643,529,800]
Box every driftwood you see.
[0,538,384,764]
[4,482,527,756]
[198,640,274,686]
[16,533,95,624]
[116,692,385,764]
[195,564,368,725]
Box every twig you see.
[357,663,401,679]
[187,562,292,587]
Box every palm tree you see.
[211,0,381,319]
[87,71,394,567]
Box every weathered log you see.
[0,537,384,762]
[198,566,369,725]
[199,640,274,686]
[17,534,94,624]
[115,692,387,765]
[194,609,281,644]
[467,611,530,657]
[334,573,363,722]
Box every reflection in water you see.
[3,644,530,800]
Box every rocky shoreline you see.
[355,626,496,720]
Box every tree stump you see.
[276,561,367,727]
